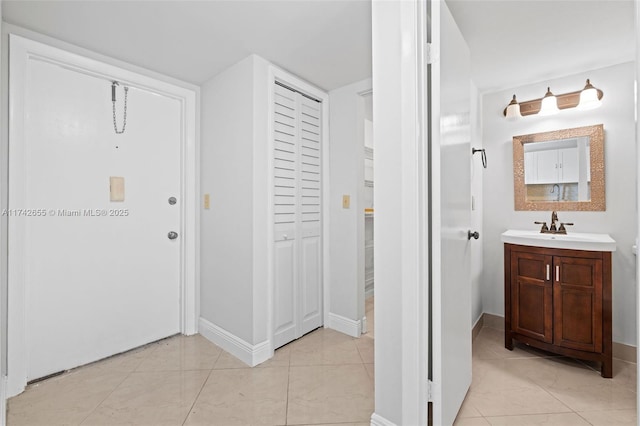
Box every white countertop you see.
[502,229,617,252]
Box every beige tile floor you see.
[8,298,376,426]
[456,324,638,425]
[8,296,636,426]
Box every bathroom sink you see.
[501,229,616,252]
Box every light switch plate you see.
[342,195,350,209]
[204,194,210,209]
[110,177,125,202]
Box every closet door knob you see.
[468,230,480,240]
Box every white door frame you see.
[636,0,640,411]
[6,34,200,397]
[266,65,330,354]
[370,0,429,424]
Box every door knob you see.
[468,230,480,240]
[168,231,179,240]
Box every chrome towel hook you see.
[472,147,487,168]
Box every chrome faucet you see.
[534,211,573,234]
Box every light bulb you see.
[539,87,559,116]
[505,94,522,120]
[578,79,602,110]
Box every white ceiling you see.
[2,0,372,91]
[1,1,635,93]
[446,0,636,93]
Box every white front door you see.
[15,44,182,381]
[431,1,473,424]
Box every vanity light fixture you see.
[577,79,602,110]
[503,79,603,118]
[538,87,560,116]
[505,95,522,120]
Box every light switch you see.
[342,195,350,209]
[204,194,211,209]
[110,177,125,202]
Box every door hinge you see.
[426,43,439,65]
[427,379,441,403]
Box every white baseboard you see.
[371,413,397,426]
[198,318,271,367]
[326,312,361,338]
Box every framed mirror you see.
[513,124,604,211]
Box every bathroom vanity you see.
[502,230,616,377]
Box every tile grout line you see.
[76,371,133,425]
[517,358,580,418]
[76,349,154,426]
[285,360,292,426]
[180,345,224,425]
[574,410,597,426]
[181,367,215,426]
[355,340,367,365]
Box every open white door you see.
[430,1,473,424]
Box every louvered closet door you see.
[273,84,323,349]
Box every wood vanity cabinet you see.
[504,243,612,377]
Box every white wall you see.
[328,78,372,332]
[200,54,271,347]
[251,56,271,345]
[200,54,330,361]
[482,62,637,346]
[201,55,256,344]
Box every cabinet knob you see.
[468,230,480,240]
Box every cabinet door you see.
[535,149,560,184]
[559,147,579,183]
[511,251,553,343]
[524,151,536,184]
[553,256,602,352]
